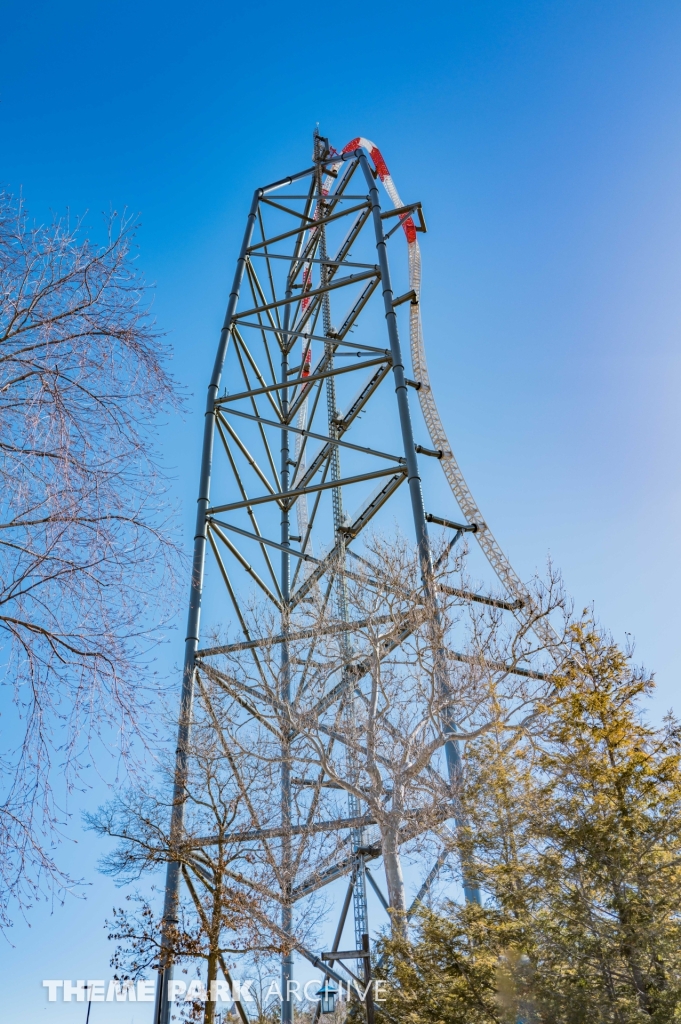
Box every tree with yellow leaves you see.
[377,623,681,1023]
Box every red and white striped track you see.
[323,138,532,611]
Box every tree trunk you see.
[204,870,223,1024]
[204,944,218,1024]
[382,826,407,939]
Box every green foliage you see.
[377,902,535,1024]
[377,623,681,1023]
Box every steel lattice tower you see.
[155,134,545,1024]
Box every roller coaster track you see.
[327,138,556,645]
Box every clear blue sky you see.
[3,1,681,1019]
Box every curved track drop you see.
[330,137,531,607]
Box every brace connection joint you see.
[393,289,417,308]
[322,950,370,961]
[380,202,427,233]
[357,844,382,857]
[415,444,443,459]
[426,512,478,533]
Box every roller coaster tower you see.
[155,133,543,1024]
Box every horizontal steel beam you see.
[260,166,316,194]
[426,512,477,532]
[383,203,427,240]
[188,803,443,851]
[392,289,417,307]
[260,196,317,224]
[297,947,361,989]
[233,318,390,355]
[415,443,442,459]
[247,201,370,251]
[188,812,376,848]
[197,612,399,657]
[262,194,370,201]
[233,268,379,320]
[380,201,423,223]
[251,251,376,272]
[322,950,370,961]
[313,150,357,165]
[221,406,405,464]
[207,465,406,515]
[215,355,390,408]
[447,649,547,680]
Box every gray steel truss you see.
[155,136,533,1024]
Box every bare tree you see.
[89,676,330,1024]
[205,535,570,941]
[297,538,569,935]
[0,189,179,924]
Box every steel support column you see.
[358,152,431,572]
[154,189,261,1024]
[358,151,482,906]
[280,291,294,1024]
